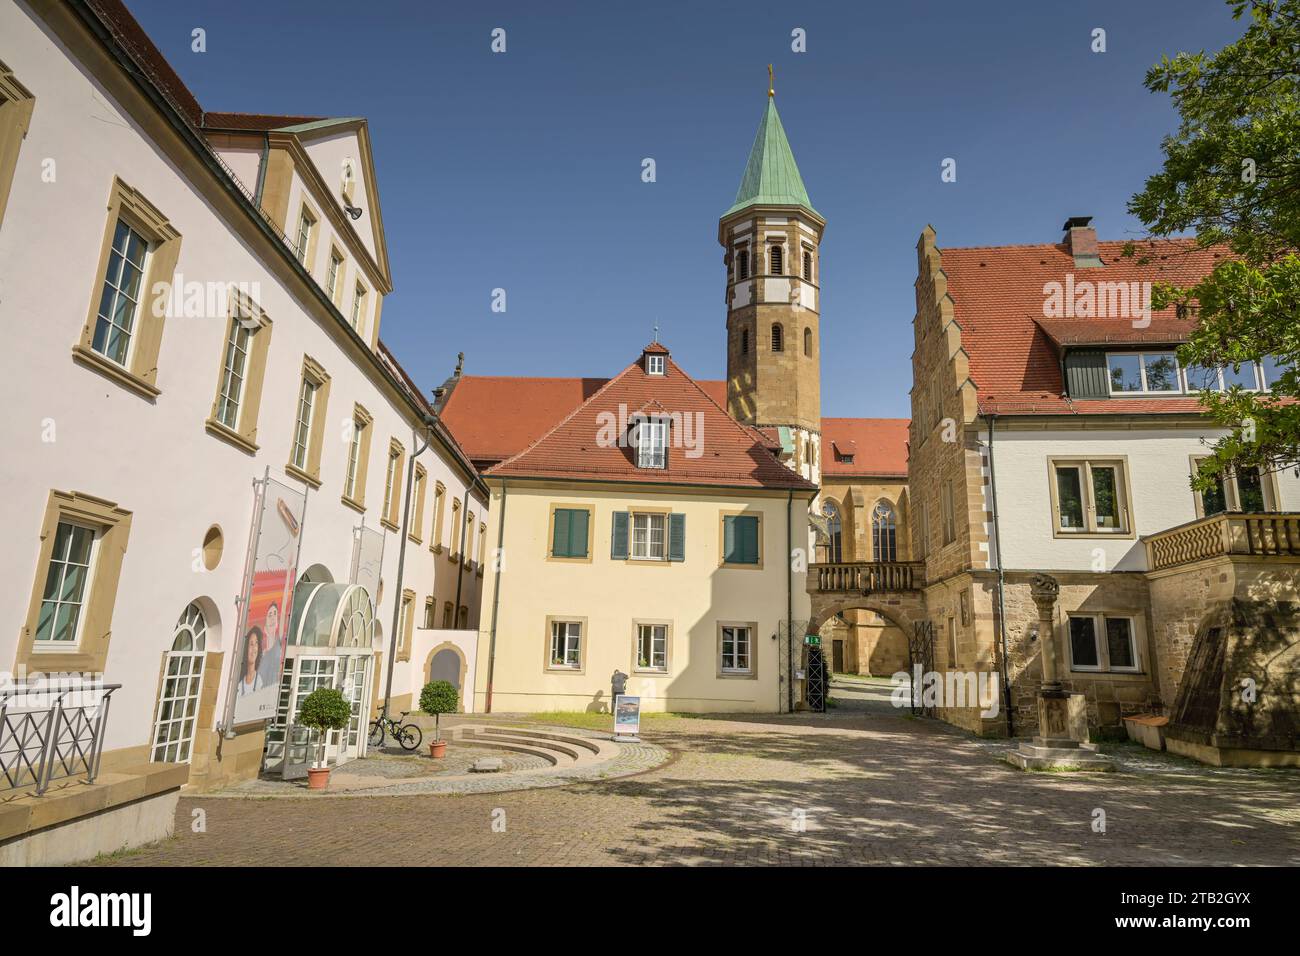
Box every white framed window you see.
[769,244,783,275]
[1107,351,1180,394]
[91,218,149,368]
[351,283,367,330]
[215,319,252,429]
[720,624,752,674]
[326,250,343,302]
[1183,361,1262,392]
[35,521,97,646]
[549,620,582,669]
[631,512,666,560]
[344,416,364,500]
[1051,458,1130,534]
[1068,614,1141,673]
[635,623,668,672]
[646,353,665,376]
[151,603,208,763]
[294,206,315,265]
[290,376,318,470]
[636,419,667,469]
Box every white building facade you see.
[0,0,485,826]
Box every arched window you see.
[151,602,208,763]
[873,501,898,562]
[737,248,749,280]
[804,327,813,357]
[803,250,813,281]
[741,328,749,355]
[822,499,843,563]
[771,323,784,352]
[770,245,783,275]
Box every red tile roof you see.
[821,418,910,477]
[478,350,816,491]
[941,237,1227,416]
[202,112,327,131]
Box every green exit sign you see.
[804,635,821,646]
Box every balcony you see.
[0,679,119,794]
[811,561,926,593]
[1144,512,1300,573]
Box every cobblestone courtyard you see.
[101,708,1300,866]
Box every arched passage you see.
[423,641,468,712]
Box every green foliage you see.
[1128,0,1300,487]
[419,680,459,716]
[297,687,351,733]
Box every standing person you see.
[257,601,283,688]
[237,627,265,698]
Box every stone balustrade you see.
[810,561,926,593]
[1145,512,1300,572]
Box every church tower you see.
[720,71,824,483]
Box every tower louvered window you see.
[737,248,749,280]
[771,323,784,352]
[770,245,783,275]
[803,250,812,280]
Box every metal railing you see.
[0,681,120,795]
[811,561,926,593]
[1144,512,1300,572]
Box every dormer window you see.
[636,418,667,469]
[646,353,665,376]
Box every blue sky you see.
[127,0,1244,418]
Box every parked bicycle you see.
[367,710,422,751]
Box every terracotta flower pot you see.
[429,739,447,759]
[306,767,331,790]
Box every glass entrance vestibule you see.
[263,582,376,779]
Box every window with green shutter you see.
[722,514,760,565]
[551,507,590,559]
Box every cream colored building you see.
[472,344,816,714]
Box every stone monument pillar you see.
[1006,573,1114,771]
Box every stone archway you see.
[423,641,468,713]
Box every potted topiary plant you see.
[420,679,459,758]
[297,686,352,790]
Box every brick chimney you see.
[1062,216,1102,268]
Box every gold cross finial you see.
[768,64,775,97]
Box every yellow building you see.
[469,344,816,713]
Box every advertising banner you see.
[614,695,641,739]
[228,475,307,727]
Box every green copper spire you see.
[722,92,818,220]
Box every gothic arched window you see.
[771,323,784,352]
[770,245,783,275]
[804,327,813,357]
[822,499,843,563]
[872,500,898,562]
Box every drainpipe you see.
[453,488,470,624]
[787,491,795,714]
[484,481,508,713]
[381,416,433,719]
[984,413,1015,736]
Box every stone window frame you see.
[545,615,587,674]
[1064,612,1145,675]
[351,280,369,334]
[341,403,374,512]
[293,198,319,272]
[477,522,488,577]
[735,243,750,281]
[16,490,133,674]
[0,59,35,230]
[448,498,463,560]
[73,177,182,400]
[205,289,273,454]
[397,588,415,662]
[423,595,436,629]
[464,510,476,566]
[379,437,405,532]
[771,322,784,353]
[442,601,454,629]
[716,620,758,680]
[284,355,332,488]
[408,463,428,544]
[632,618,673,676]
[1046,456,1135,539]
[940,479,956,545]
[325,244,346,307]
[429,482,447,553]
